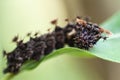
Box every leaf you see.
[20,12,120,71]
[2,12,120,80]
[89,12,120,62]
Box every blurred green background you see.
[0,0,120,80]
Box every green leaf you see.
[2,12,120,80]
[89,12,120,62]
[20,12,120,71]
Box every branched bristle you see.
[12,35,19,42]
[27,32,32,37]
[51,19,58,25]
[3,50,7,57]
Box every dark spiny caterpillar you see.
[3,17,111,74]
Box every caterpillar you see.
[3,17,111,74]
